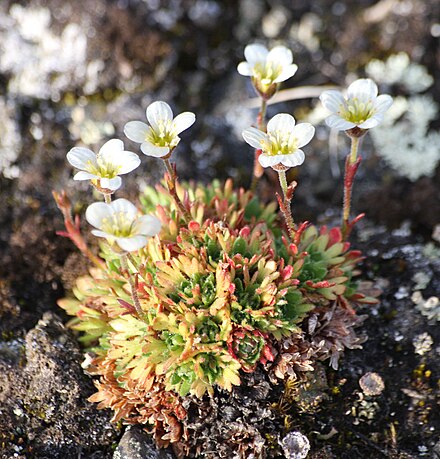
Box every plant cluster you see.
[55,43,391,457]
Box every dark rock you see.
[114,426,175,459]
[0,312,118,458]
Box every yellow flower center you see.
[87,158,121,178]
[339,98,375,124]
[260,130,298,156]
[252,61,282,88]
[101,212,136,237]
[146,120,179,148]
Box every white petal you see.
[124,121,149,143]
[173,112,196,134]
[100,176,122,191]
[116,235,148,252]
[135,215,162,237]
[101,149,141,174]
[242,127,267,149]
[244,43,269,66]
[347,78,378,102]
[325,114,356,131]
[140,142,170,158]
[258,154,281,168]
[67,147,96,170]
[267,46,293,66]
[86,202,113,230]
[373,94,393,114]
[110,198,138,220]
[73,171,96,181]
[98,139,124,157]
[319,90,345,113]
[292,123,315,148]
[358,115,382,129]
[237,61,253,76]
[91,229,110,239]
[280,150,305,168]
[267,113,295,134]
[273,64,298,83]
[146,101,173,130]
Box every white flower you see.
[67,139,140,191]
[242,114,315,169]
[237,44,298,94]
[124,101,196,158]
[85,198,161,252]
[320,78,393,131]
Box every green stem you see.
[120,253,144,319]
[277,169,296,242]
[349,136,360,165]
[104,193,112,204]
[250,98,267,193]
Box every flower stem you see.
[342,135,361,237]
[163,158,191,222]
[104,193,112,204]
[120,253,144,319]
[277,169,296,242]
[250,98,267,192]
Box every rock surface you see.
[0,312,118,458]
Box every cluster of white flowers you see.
[67,101,196,251]
[67,43,397,250]
[238,44,392,172]
[0,4,102,99]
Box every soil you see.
[0,0,439,458]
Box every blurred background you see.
[0,0,439,334]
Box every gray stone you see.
[114,425,175,459]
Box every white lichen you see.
[0,4,102,99]
[364,54,440,181]
[0,97,21,179]
[412,333,433,356]
[412,291,440,322]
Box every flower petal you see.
[237,61,252,76]
[135,215,162,237]
[173,112,196,134]
[358,114,384,129]
[267,46,293,66]
[373,94,393,114]
[67,147,96,170]
[319,90,345,113]
[244,43,269,66]
[140,142,170,158]
[110,198,138,220]
[116,235,148,252]
[324,114,356,131]
[100,176,122,191]
[347,78,378,102]
[146,101,173,130]
[91,229,109,239]
[101,150,141,174]
[258,154,281,168]
[124,121,149,143]
[267,113,296,134]
[273,64,298,83]
[86,202,113,230]
[292,123,315,148]
[98,139,124,157]
[280,150,305,168]
[73,171,96,181]
[242,127,267,149]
